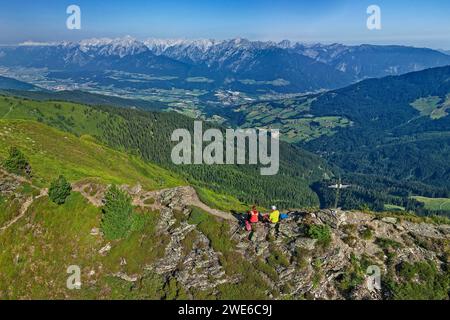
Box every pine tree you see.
[48,175,72,205]
[101,185,134,240]
[2,147,31,177]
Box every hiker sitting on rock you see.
[248,205,260,224]
[263,206,280,224]
[245,205,260,231]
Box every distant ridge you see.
[2,38,450,94]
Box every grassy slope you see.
[0,119,448,299]
[0,119,184,190]
[235,98,353,143]
[0,195,22,226]
[0,93,326,210]
[0,119,180,299]
[0,95,118,137]
[0,192,168,299]
[412,196,450,211]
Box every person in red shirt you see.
[248,205,259,224]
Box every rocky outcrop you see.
[145,194,232,293]
[118,184,449,300]
[218,210,448,300]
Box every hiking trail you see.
[0,187,47,233]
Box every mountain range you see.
[2,37,450,94]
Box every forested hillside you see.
[0,89,168,111]
[0,94,330,209]
[303,66,450,207]
[223,66,450,215]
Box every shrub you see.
[173,209,187,223]
[143,197,155,205]
[48,175,72,205]
[281,283,293,294]
[360,225,374,240]
[312,259,323,288]
[181,230,197,256]
[254,258,279,282]
[375,237,403,251]
[163,277,188,300]
[341,224,357,235]
[342,235,358,247]
[268,246,290,268]
[336,254,366,296]
[101,185,141,240]
[294,247,310,270]
[2,147,31,177]
[188,206,233,253]
[385,261,449,300]
[307,224,332,248]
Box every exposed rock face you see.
[126,185,449,300]
[176,232,229,291]
[140,185,448,300]
[0,170,21,194]
[147,189,232,293]
[381,217,397,225]
[98,243,112,256]
[316,209,347,229]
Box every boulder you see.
[294,237,317,251]
[113,272,138,282]
[98,243,112,256]
[381,217,397,225]
[316,210,346,228]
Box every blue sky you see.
[1,0,450,49]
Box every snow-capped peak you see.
[18,40,66,47]
[79,36,148,57]
[144,38,222,54]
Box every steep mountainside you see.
[148,38,353,93]
[0,94,330,209]
[0,89,168,111]
[222,66,450,214]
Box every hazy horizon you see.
[1,0,450,50]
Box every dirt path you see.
[132,185,236,221]
[0,188,48,233]
[72,181,107,207]
[2,103,15,119]
[1,172,236,234]
[74,181,237,222]
[191,201,235,220]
